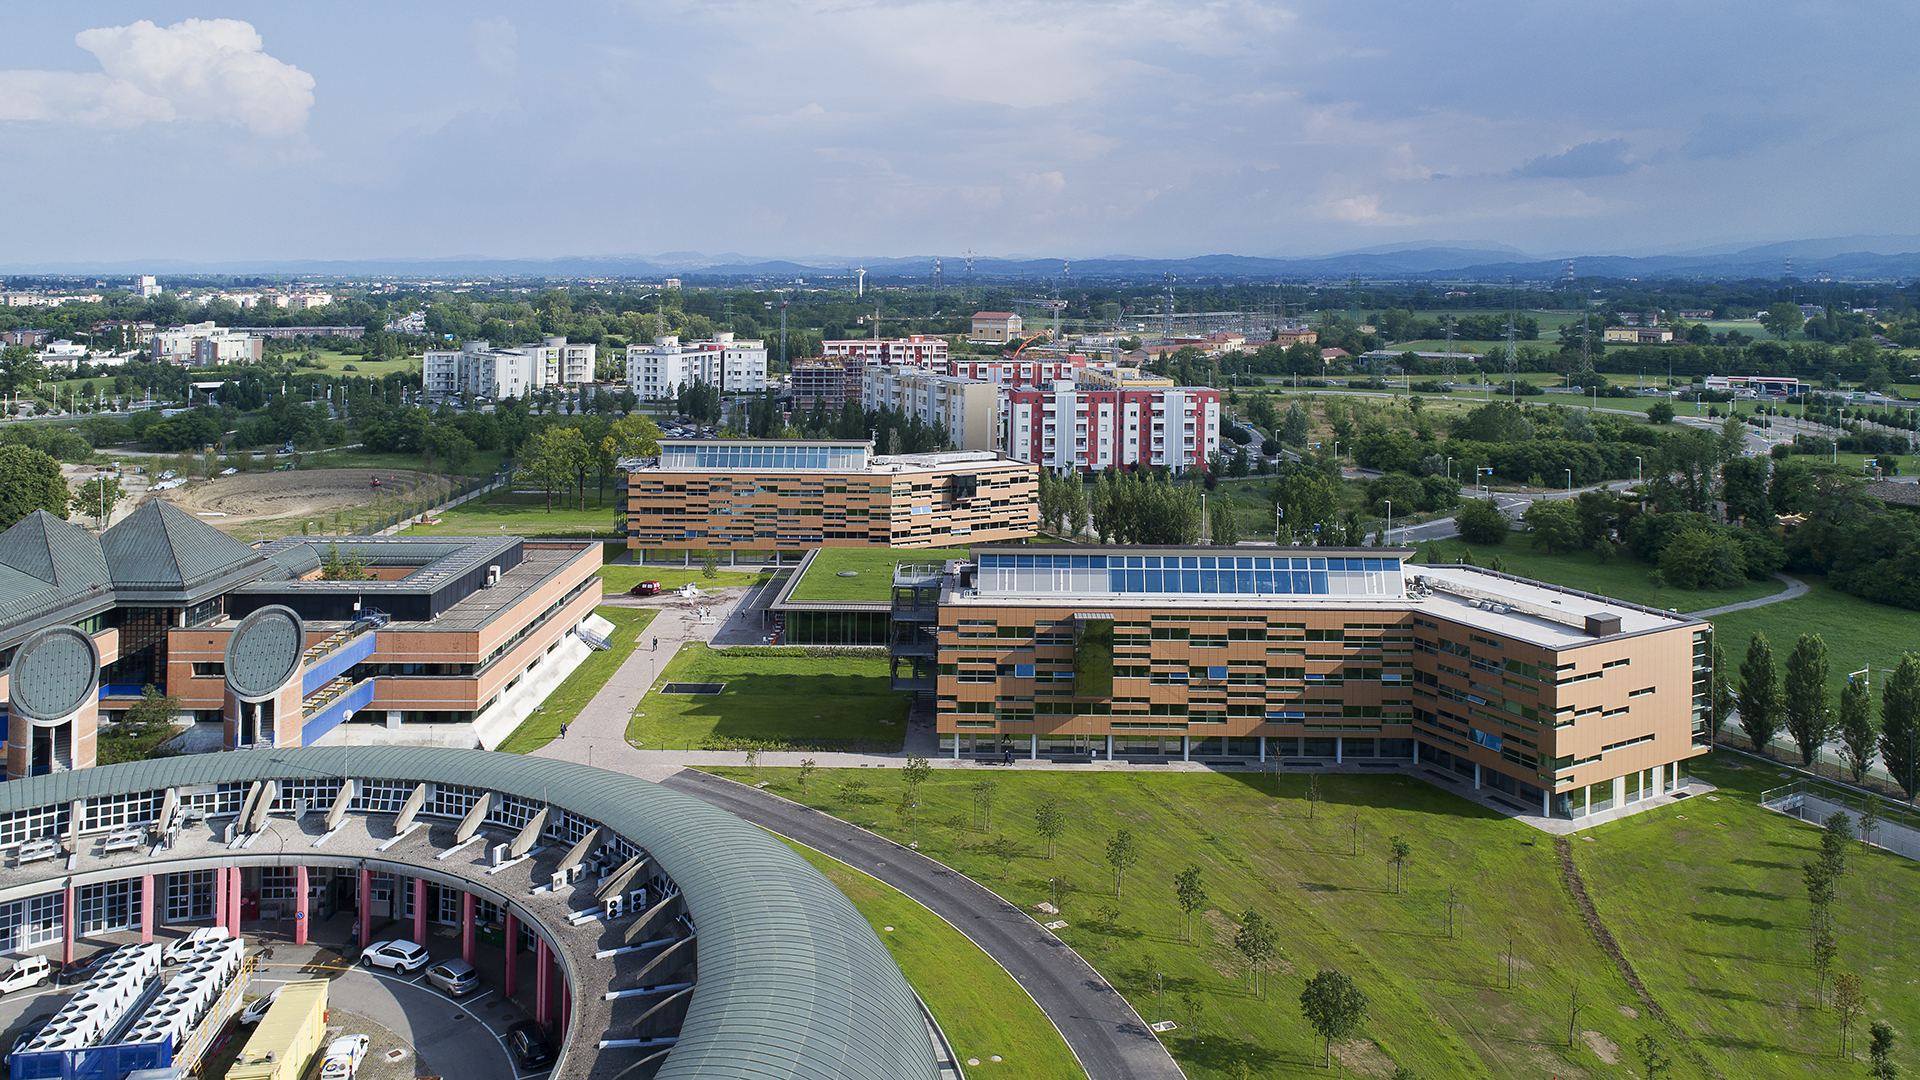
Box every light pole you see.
[1477,467,1493,498]
[1333,440,1341,466]
[1383,500,1392,547]
[1564,468,1572,494]
[1445,456,1452,480]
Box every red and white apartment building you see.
[1003,382,1221,473]
[947,354,1092,387]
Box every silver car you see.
[425,958,477,996]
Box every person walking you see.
[559,723,568,739]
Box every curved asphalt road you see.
[660,770,1185,1080]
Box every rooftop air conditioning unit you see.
[485,565,501,588]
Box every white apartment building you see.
[149,322,264,366]
[822,335,949,368]
[137,275,162,298]
[624,333,768,398]
[860,368,999,452]
[422,336,598,400]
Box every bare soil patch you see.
[1582,1029,1619,1064]
[147,469,433,530]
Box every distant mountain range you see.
[9,235,1920,281]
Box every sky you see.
[2,2,1917,267]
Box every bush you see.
[1455,498,1510,545]
[1659,528,1747,590]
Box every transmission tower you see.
[963,249,975,300]
[1503,277,1519,396]
[1163,272,1176,340]
[932,257,942,292]
[1580,315,1594,376]
[1443,316,1457,381]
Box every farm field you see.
[705,754,1920,1080]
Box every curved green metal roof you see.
[0,747,937,1080]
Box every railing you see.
[303,622,373,666]
[1760,777,1920,863]
[302,675,358,718]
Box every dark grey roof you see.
[266,543,321,578]
[101,500,268,602]
[0,511,115,644]
[0,748,937,1080]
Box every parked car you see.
[237,984,281,1025]
[425,958,477,996]
[318,1034,370,1079]
[504,1021,554,1069]
[359,940,428,973]
[162,926,232,964]
[5,1022,45,1064]
[0,956,53,995]
[628,580,662,597]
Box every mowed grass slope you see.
[708,759,1920,1078]
[703,766,1641,1079]
[629,644,907,751]
[785,842,1087,1080]
[495,606,655,753]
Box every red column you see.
[412,879,426,946]
[294,867,309,946]
[548,947,561,1029]
[534,938,552,1028]
[561,981,571,1034]
[503,913,518,998]
[229,868,243,936]
[213,868,227,930]
[140,876,154,944]
[357,869,371,947]
[461,893,475,966]
[61,884,74,967]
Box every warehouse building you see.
[899,547,1709,820]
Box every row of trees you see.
[1733,637,1920,798]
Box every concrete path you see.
[1685,572,1809,617]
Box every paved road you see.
[1686,572,1810,617]
[657,769,1186,1080]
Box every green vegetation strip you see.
[402,490,626,537]
[782,840,1087,1080]
[496,606,656,753]
[787,546,972,603]
[1708,577,1916,700]
[628,643,906,752]
[705,757,1920,1078]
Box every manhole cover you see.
[385,1048,410,1062]
[661,683,724,695]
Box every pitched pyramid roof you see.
[0,510,114,641]
[101,500,267,603]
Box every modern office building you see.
[623,333,768,399]
[0,501,604,778]
[423,337,598,400]
[859,369,999,451]
[1003,382,1221,472]
[898,547,1709,820]
[621,439,1038,554]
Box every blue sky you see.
[2,2,1916,265]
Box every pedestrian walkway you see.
[1686,572,1808,617]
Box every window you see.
[1629,686,1656,698]
[191,662,225,678]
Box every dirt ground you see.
[148,469,433,529]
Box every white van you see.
[0,955,53,994]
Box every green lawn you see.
[401,489,625,538]
[304,348,423,375]
[788,546,971,603]
[628,643,907,751]
[708,756,1920,1079]
[495,606,655,753]
[1423,539,1789,613]
[1708,577,1918,701]
[597,564,771,594]
[785,841,1087,1080]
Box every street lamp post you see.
[1564,468,1572,494]
[1445,456,1452,479]
[1333,440,1341,465]
[1384,500,1392,547]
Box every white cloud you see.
[0,19,312,137]
[467,17,519,79]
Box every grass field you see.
[304,348,424,375]
[788,546,971,602]
[707,755,1920,1079]
[627,643,907,751]
[786,842,1087,1080]
[1425,539,1789,613]
[1707,577,1918,701]
[401,489,626,538]
[495,606,655,753]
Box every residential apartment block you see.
[1004,382,1221,472]
[423,336,597,400]
[148,323,264,366]
[622,440,1037,553]
[860,369,999,451]
[947,355,1091,387]
[897,548,1708,820]
[624,333,768,398]
[823,335,948,367]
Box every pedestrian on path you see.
[559,723,568,739]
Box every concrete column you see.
[1542,786,1552,817]
[229,869,242,936]
[1029,734,1038,761]
[140,875,154,944]
[1473,762,1481,791]
[1335,738,1343,765]
[358,869,371,947]
[462,892,476,965]
[1258,736,1266,763]
[295,866,309,946]
[1613,775,1626,808]
[1105,734,1114,761]
[62,884,74,967]
[534,937,553,1027]
[413,878,426,946]
[504,913,519,998]
[214,867,227,930]
[952,735,960,760]
[1181,736,1190,762]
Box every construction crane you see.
[1008,298,1068,337]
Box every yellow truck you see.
[227,979,329,1080]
